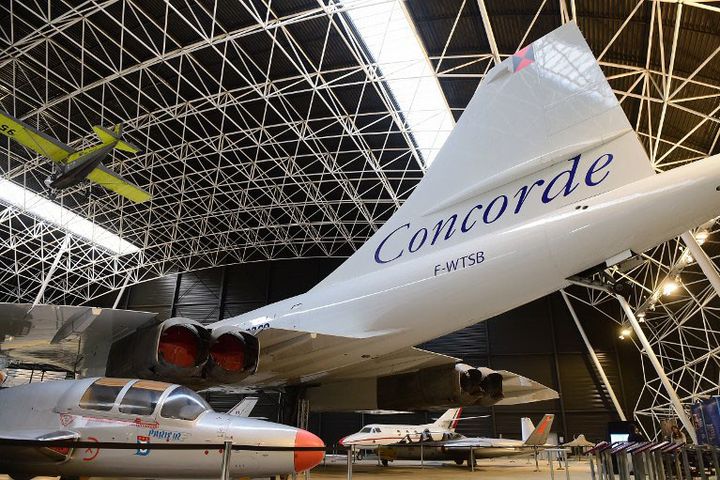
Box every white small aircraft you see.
[3,22,720,414]
[339,408,468,447]
[377,414,555,466]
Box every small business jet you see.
[0,377,324,479]
[0,111,151,202]
[3,22,720,414]
[377,414,554,466]
[339,408,471,447]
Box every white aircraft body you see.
[3,22,720,413]
[377,414,555,465]
[0,378,324,479]
[339,408,465,447]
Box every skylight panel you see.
[0,178,139,255]
[345,0,455,167]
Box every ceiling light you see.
[695,230,709,245]
[0,178,139,255]
[618,335,625,340]
[345,0,454,167]
[621,328,632,337]
[662,278,679,296]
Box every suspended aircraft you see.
[0,111,151,203]
[0,377,324,479]
[2,22,719,414]
[376,414,555,466]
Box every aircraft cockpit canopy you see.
[75,378,212,420]
[359,426,382,434]
[160,386,211,421]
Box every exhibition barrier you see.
[587,440,720,479]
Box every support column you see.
[32,234,70,308]
[615,294,697,443]
[681,231,720,297]
[112,272,132,309]
[561,290,627,421]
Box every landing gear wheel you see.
[455,459,465,465]
[381,459,389,467]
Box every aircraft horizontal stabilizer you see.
[92,125,141,153]
[86,163,152,203]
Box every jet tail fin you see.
[522,414,554,446]
[227,396,259,417]
[521,417,535,442]
[432,408,462,431]
[92,125,141,153]
[316,21,654,288]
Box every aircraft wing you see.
[0,111,73,162]
[441,437,523,449]
[250,327,459,385]
[86,163,152,203]
[0,429,79,442]
[494,370,560,404]
[0,303,157,375]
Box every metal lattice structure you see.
[3,0,720,434]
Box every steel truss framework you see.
[2,0,720,435]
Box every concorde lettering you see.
[375,153,613,264]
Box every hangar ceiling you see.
[2,0,719,305]
[2,0,720,436]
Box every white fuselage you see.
[340,423,454,447]
[213,156,720,386]
[0,379,324,478]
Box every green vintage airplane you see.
[0,111,151,203]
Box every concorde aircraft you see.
[2,22,720,413]
[0,377,325,480]
[0,112,151,203]
[376,415,555,466]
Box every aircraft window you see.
[360,427,372,433]
[119,382,164,415]
[376,428,382,433]
[79,378,127,411]
[160,386,211,421]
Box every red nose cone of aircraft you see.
[294,429,325,472]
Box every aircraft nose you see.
[294,429,325,472]
[338,436,346,447]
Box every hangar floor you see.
[0,458,593,480]
[311,456,592,479]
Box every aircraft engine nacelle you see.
[376,363,503,410]
[106,318,259,386]
[205,325,260,383]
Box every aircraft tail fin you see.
[316,21,654,287]
[522,414,554,446]
[93,125,141,153]
[521,417,535,442]
[227,396,259,417]
[432,408,463,431]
